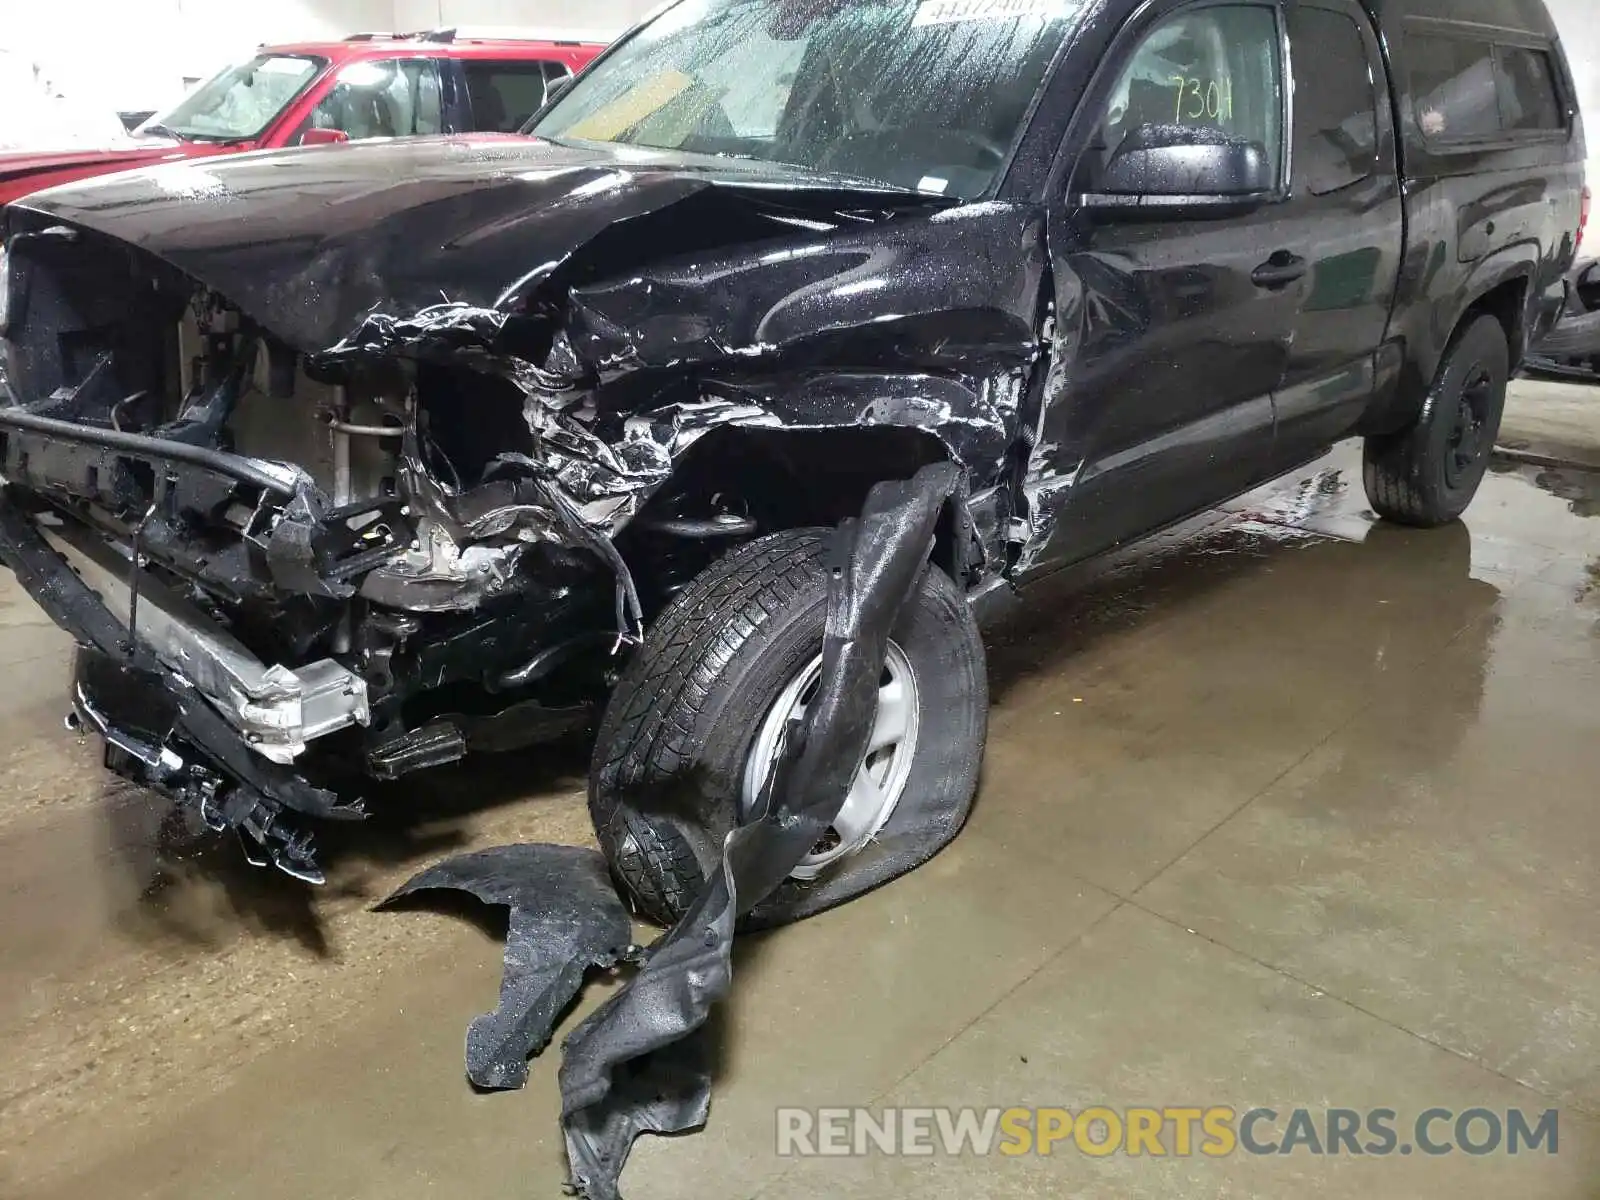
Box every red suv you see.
[0,29,606,205]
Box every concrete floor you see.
[2,381,1599,1199]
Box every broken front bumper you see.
[0,494,363,880]
[42,515,369,764]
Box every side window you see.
[1078,5,1285,193]
[463,61,561,132]
[1288,6,1379,195]
[1409,35,1500,141]
[309,58,444,140]
[1497,46,1564,132]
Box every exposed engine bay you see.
[0,140,1049,881]
[0,284,624,873]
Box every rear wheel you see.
[588,528,987,927]
[1363,314,1509,527]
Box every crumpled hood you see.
[11,135,943,353]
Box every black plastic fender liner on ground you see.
[558,461,961,1199]
[379,845,637,1091]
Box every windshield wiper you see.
[139,123,186,141]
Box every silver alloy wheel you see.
[739,641,921,880]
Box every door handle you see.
[1251,252,1308,289]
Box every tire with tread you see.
[588,527,986,927]
[1363,313,1509,527]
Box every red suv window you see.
[307,58,445,139]
[463,60,574,132]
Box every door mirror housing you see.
[299,127,350,146]
[1080,124,1275,214]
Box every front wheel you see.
[588,528,987,928]
[1363,314,1509,527]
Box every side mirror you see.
[300,127,350,146]
[1084,125,1274,212]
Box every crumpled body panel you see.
[12,136,1049,566]
[381,844,637,1091]
[559,463,958,1199]
[376,466,964,1197]
[0,133,1047,876]
[15,137,968,354]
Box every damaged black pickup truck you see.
[0,0,1583,918]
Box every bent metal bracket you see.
[383,463,962,1199]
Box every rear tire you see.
[588,528,987,928]
[1363,314,1509,527]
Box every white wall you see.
[1548,0,1600,185]
[2,0,644,119]
[390,0,649,39]
[4,0,640,117]
[2,0,393,115]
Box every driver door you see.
[1021,0,1301,571]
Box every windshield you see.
[143,54,327,141]
[530,0,1080,198]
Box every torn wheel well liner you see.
[620,423,978,591]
